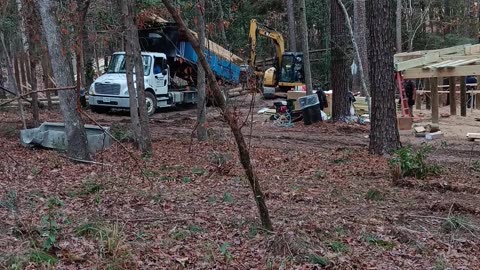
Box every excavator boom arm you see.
[248,19,285,69]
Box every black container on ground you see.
[302,103,322,125]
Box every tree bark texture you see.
[366,0,401,155]
[331,0,350,120]
[122,0,152,155]
[36,0,90,160]
[286,0,297,52]
[298,0,313,95]
[162,0,273,231]
[196,0,208,141]
[353,0,369,95]
[396,0,402,53]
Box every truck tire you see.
[90,105,110,114]
[145,91,157,116]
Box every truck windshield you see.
[106,54,152,76]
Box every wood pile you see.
[227,87,248,98]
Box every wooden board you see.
[467,133,480,141]
[403,65,480,79]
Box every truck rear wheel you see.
[145,92,157,116]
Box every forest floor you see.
[1,95,480,269]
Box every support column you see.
[431,77,439,124]
[461,76,467,117]
[449,77,456,115]
[415,79,422,110]
[426,78,431,110]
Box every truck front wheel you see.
[145,92,157,116]
[91,105,110,114]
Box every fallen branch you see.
[60,155,113,166]
[0,86,76,107]
[5,152,21,167]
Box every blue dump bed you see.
[178,42,240,83]
[139,24,242,85]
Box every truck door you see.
[153,57,168,94]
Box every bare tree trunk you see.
[75,0,90,90]
[1,34,27,129]
[0,65,5,98]
[24,0,42,127]
[298,0,313,95]
[337,0,370,115]
[331,0,350,120]
[122,0,152,155]
[286,0,297,52]
[217,0,228,45]
[196,0,208,141]
[396,0,402,53]
[36,0,90,160]
[41,52,53,109]
[367,0,401,155]
[353,0,369,94]
[162,0,273,231]
[122,0,141,148]
[28,58,40,127]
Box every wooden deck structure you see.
[394,44,480,122]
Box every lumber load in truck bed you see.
[146,14,242,64]
[139,14,242,84]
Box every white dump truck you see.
[88,51,197,116]
[88,22,241,116]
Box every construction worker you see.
[405,80,416,117]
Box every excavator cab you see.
[279,52,304,86]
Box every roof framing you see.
[395,44,480,79]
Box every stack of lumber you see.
[146,14,243,64]
[353,96,369,115]
[227,87,248,98]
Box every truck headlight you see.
[89,84,95,95]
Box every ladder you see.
[395,72,411,117]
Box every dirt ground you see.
[1,95,480,269]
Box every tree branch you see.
[0,86,75,107]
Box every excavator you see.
[248,19,305,97]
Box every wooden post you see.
[431,77,439,124]
[449,76,456,115]
[415,79,422,110]
[460,76,467,117]
[426,78,432,110]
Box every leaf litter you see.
[0,105,479,269]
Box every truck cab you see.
[88,52,197,116]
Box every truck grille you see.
[95,83,120,95]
